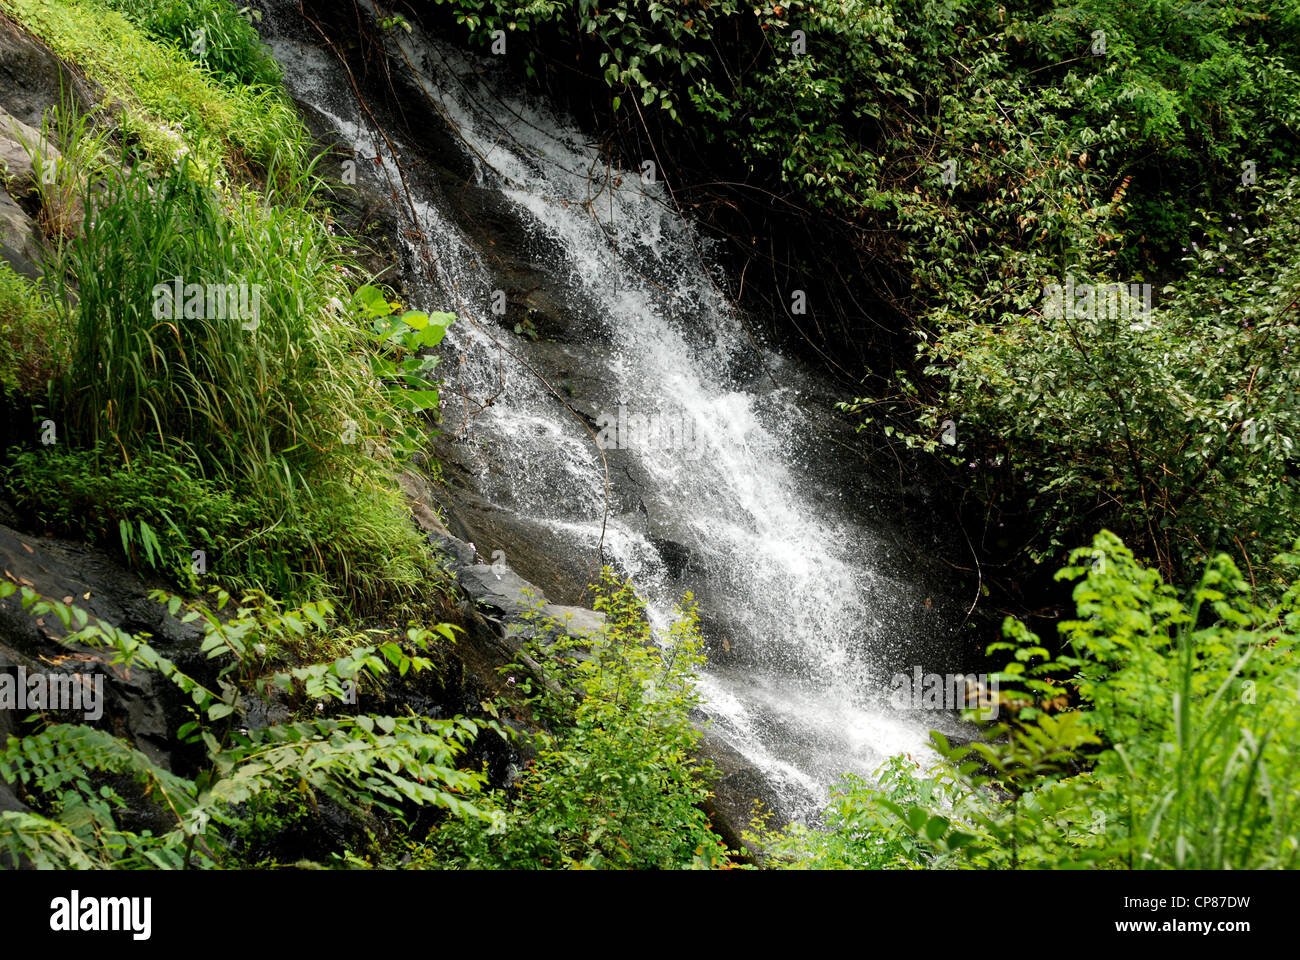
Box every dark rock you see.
[696,731,790,858]
[0,14,99,128]
[429,528,605,647]
[0,106,57,191]
[0,516,204,768]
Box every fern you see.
[0,581,497,867]
[0,811,102,869]
[203,716,493,823]
[0,724,203,868]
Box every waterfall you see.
[263,2,960,821]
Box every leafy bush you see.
[745,756,977,869]
[430,571,730,869]
[356,282,456,460]
[906,175,1300,583]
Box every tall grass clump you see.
[46,157,350,480]
[0,263,66,401]
[15,123,434,608]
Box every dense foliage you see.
[914,175,1300,582]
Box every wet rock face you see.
[0,15,101,285]
[429,530,606,644]
[0,187,41,280]
[252,3,979,830]
[697,733,790,856]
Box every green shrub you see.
[97,0,283,89]
[905,176,1300,583]
[0,262,66,400]
[430,571,730,869]
[745,756,977,869]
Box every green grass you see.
[95,0,284,89]
[46,157,349,478]
[0,1,442,608]
[5,443,433,606]
[0,2,443,609]
[14,144,439,608]
[0,0,305,178]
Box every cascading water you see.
[263,3,963,821]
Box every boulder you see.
[0,106,57,193]
[696,730,790,858]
